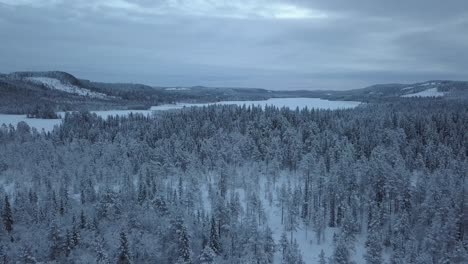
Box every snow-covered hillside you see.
[26,77,114,99]
[401,87,446,97]
[165,87,190,91]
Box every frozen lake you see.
[150,97,361,111]
[0,114,62,132]
[0,98,361,132]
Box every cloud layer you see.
[1,0,467,89]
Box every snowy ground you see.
[401,88,445,97]
[210,174,375,263]
[0,98,361,132]
[26,77,114,99]
[258,176,368,264]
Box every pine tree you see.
[95,235,110,264]
[177,221,192,264]
[198,246,216,264]
[80,210,87,229]
[72,223,80,247]
[117,231,131,264]
[280,231,289,259]
[313,205,326,244]
[318,249,326,264]
[283,239,305,264]
[2,195,13,234]
[49,220,62,261]
[285,187,300,243]
[209,217,221,254]
[0,245,8,264]
[137,180,147,205]
[20,246,37,264]
[364,229,382,264]
[264,226,276,264]
[64,229,72,257]
[332,236,351,264]
[277,184,288,225]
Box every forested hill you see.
[0,99,466,263]
[1,71,468,114]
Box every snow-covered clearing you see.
[402,88,445,97]
[258,175,370,263]
[26,77,114,99]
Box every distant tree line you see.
[26,104,59,119]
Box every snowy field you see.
[0,98,361,132]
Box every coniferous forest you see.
[0,99,466,263]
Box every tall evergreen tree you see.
[177,221,192,264]
[365,229,382,264]
[117,231,131,264]
[319,249,327,264]
[2,196,13,234]
[209,217,221,254]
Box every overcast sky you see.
[1,0,467,90]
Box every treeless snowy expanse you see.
[0,98,361,132]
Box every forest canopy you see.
[0,99,466,263]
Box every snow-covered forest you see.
[0,99,466,263]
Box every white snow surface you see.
[0,98,361,132]
[26,77,113,99]
[401,88,445,97]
